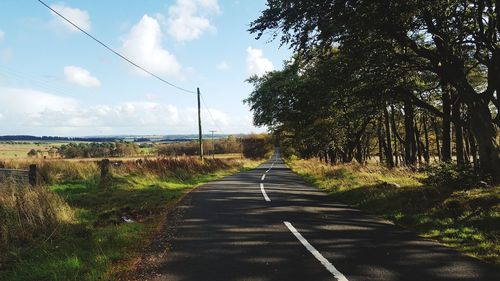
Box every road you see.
[133,151,500,281]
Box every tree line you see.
[156,135,273,159]
[156,136,242,156]
[246,0,500,183]
[56,142,140,158]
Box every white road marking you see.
[260,183,271,202]
[266,160,276,173]
[261,174,266,181]
[284,221,348,281]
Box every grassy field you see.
[0,141,241,160]
[0,142,59,159]
[288,159,500,266]
[0,157,262,281]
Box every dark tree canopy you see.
[248,0,500,183]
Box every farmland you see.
[0,141,63,159]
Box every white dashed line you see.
[261,174,266,181]
[260,183,271,202]
[284,221,348,281]
[266,161,276,173]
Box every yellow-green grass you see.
[0,140,244,161]
[0,158,262,281]
[288,158,500,266]
[0,142,61,159]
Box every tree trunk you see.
[452,96,465,166]
[423,114,431,164]
[468,129,478,168]
[391,106,404,166]
[441,84,452,162]
[355,141,363,163]
[377,119,385,164]
[432,116,442,161]
[415,119,423,165]
[403,97,417,166]
[468,102,500,183]
[383,106,395,168]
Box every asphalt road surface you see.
[134,151,500,281]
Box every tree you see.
[27,149,38,158]
[250,0,500,182]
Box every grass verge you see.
[288,158,500,266]
[0,157,261,281]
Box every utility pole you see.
[209,130,217,159]
[197,88,204,161]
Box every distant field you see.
[0,142,62,159]
[0,141,242,160]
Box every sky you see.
[0,0,291,136]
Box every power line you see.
[37,0,196,94]
[200,93,226,135]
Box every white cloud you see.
[246,47,274,77]
[0,30,4,41]
[0,88,78,126]
[0,87,259,135]
[121,15,181,77]
[64,66,101,87]
[216,60,230,71]
[49,4,91,32]
[164,0,220,42]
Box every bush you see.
[242,134,273,159]
[423,162,483,189]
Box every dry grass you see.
[0,156,262,280]
[288,158,500,265]
[0,182,75,265]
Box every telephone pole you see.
[209,130,217,159]
[197,88,204,161]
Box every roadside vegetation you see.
[0,156,263,281]
[245,0,500,266]
[289,159,500,265]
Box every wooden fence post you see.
[100,159,111,185]
[28,164,37,186]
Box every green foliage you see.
[26,149,37,157]
[241,134,273,159]
[57,141,140,158]
[424,163,483,189]
[249,0,500,181]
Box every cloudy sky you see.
[0,0,290,136]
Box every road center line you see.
[261,174,266,181]
[260,183,271,202]
[266,161,276,173]
[284,221,348,281]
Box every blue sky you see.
[0,0,291,136]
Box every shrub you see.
[241,134,273,159]
[423,162,483,189]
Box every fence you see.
[0,165,37,186]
